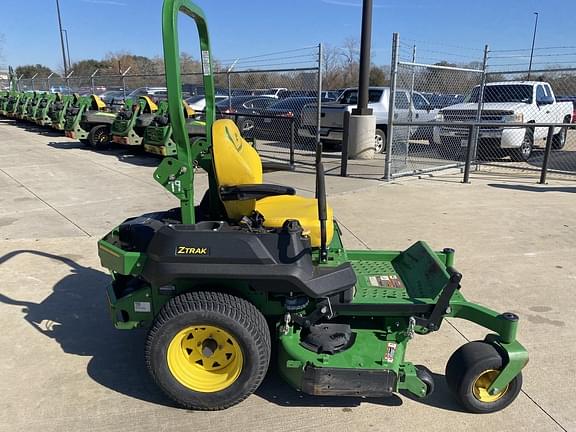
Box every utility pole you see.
[528,12,539,80]
[62,29,72,71]
[346,0,376,160]
[55,0,68,76]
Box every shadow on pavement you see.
[488,183,576,193]
[47,141,160,168]
[0,250,176,408]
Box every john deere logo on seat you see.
[176,246,209,255]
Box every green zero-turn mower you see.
[4,92,23,118]
[15,92,34,120]
[97,0,528,414]
[50,93,75,131]
[0,90,10,117]
[111,95,162,146]
[24,91,45,122]
[64,94,127,148]
[35,92,58,126]
[143,100,205,156]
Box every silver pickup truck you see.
[299,87,437,152]
[434,81,573,161]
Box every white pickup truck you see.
[433,81,573,161]
[299,87,437,153]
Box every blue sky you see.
[1,0,573,71]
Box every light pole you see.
[55,0,68,76]
[62,29,71,71]
[528,12,539,80]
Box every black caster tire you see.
[416,366,435,398]
[445,341,522,413]
[145,291,271,410]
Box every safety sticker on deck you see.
[384,342,397,363]
[368,275,404,288]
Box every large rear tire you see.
[145,291,271,410]
[445,341,522,413]
[87,125,111,149]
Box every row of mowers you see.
[0,89,205,156]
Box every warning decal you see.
[368,275,404,288]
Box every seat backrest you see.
[212,119,263,219]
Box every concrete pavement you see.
[0,119,574,432]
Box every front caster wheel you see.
[445,341,522,413]
[145,291,271,410]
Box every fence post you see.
[384,32,399,181]
[46,72,54,92]
[31,73,38,91]
[226,59,238,111]
[464,44,489,183]
[407,44,416,138]
[290,118,295,167]
[121,66,131,99]
[340,110,351,177]
[315,43,324,165]
[539,126,555,184]
[90,69,99,94]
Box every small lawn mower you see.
[64,94,126,148]
[143,100,205,156]
[35,92,57,127]
[49,93,75,131]
[110,95,160,146]
[98,0,527,414]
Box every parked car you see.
[299,87,437,152]
[186,94,229,112]
[434,81,573,161]
[255,97,317,140]
[427,93,465,109]
[49,86,73,95]
[99,90,127,104]
[126,87,167,101]
[215,96,277,136]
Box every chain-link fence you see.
[11,46,322,168]
[383,33,576,183]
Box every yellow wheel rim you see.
[167,325,243,393]
[472,369,509,403]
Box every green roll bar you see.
[156,0,216,224]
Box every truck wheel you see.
[552,117,570,150]
[374,128,386,153]
[88,125,111,149]
[510,130,533,162]
[445,341,522,413]
[145,291,271,410]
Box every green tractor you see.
[49,93,75,131]
[143,100,205,156]
[4,92,23,118]
[14,92,34,120]
[110,96,161,146]
[97,0,528,414]
[35,92,58,126]
[64,94,127,148]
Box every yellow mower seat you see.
[212,119,333,247]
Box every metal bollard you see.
[462,125,475,183]
[539,126,555,184]
[340,110,350,177]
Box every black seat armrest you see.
[220,184,296,201]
